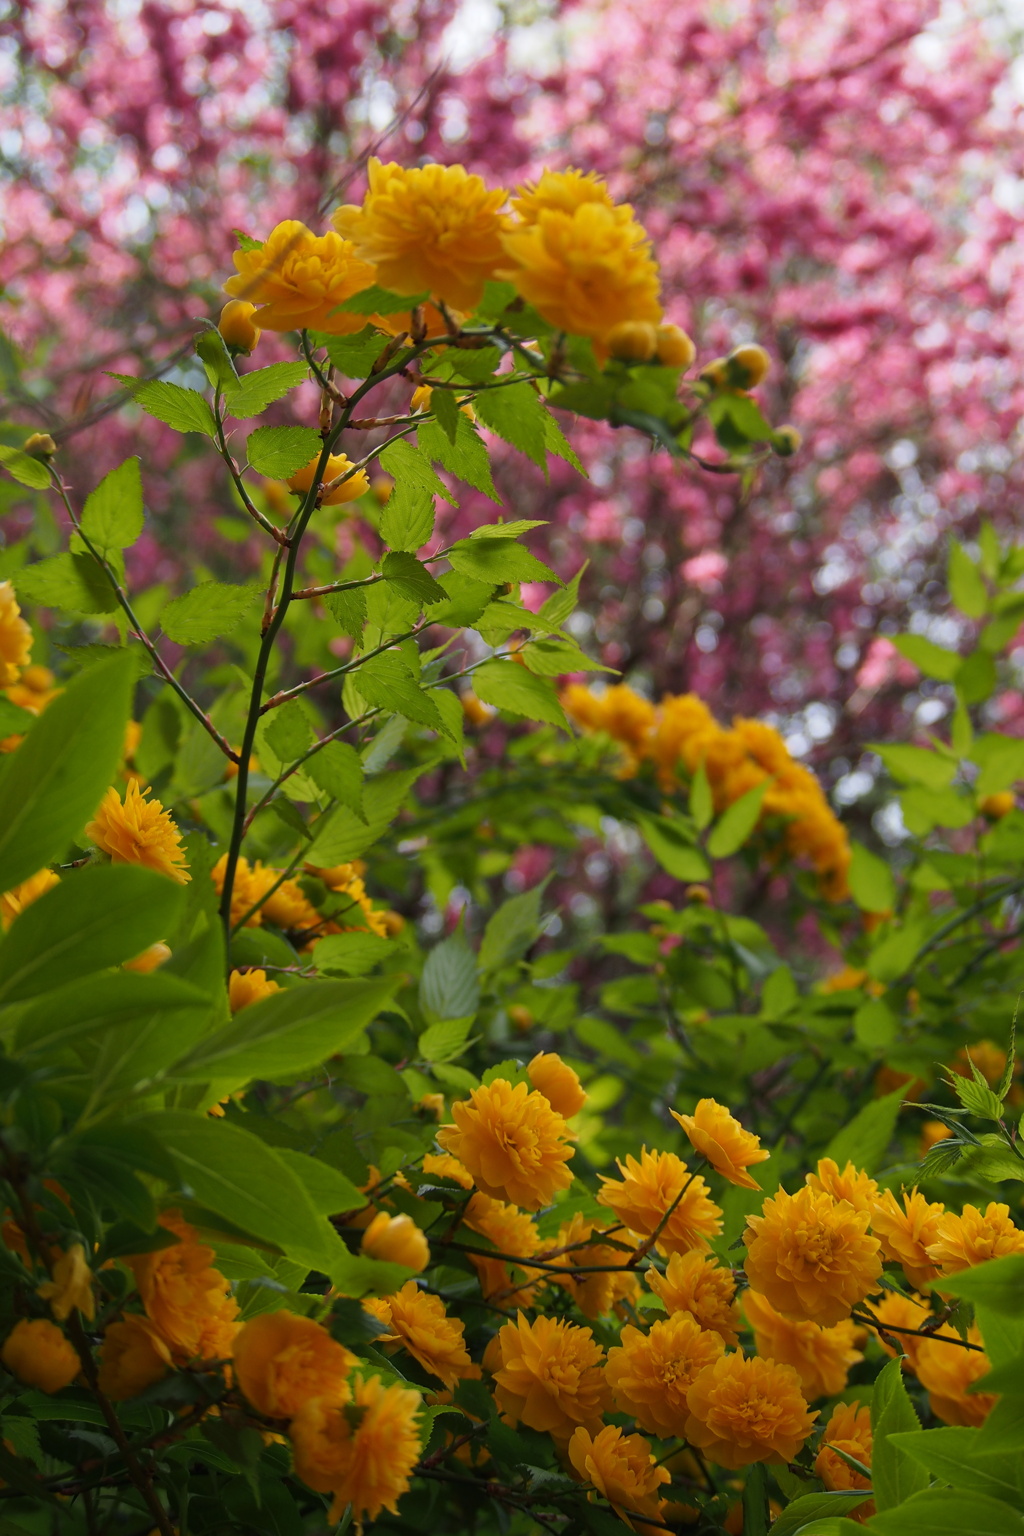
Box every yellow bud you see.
[218,300,261,356]
[771,425,802,457]
[981,791,1015,821]
[685,884,711,905]
[606,320,658,363]
[726,343,771,389]
[507,1004,534,1033]
[288,453,369,506]
[698,357,729,388]
[23,432,56,458]
[410,384,433,413]
[655,324,696,369]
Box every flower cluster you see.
[562,683,851,898]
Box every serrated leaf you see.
[380,550,447,605]
[417,414,500,503]
[325,586,367,639]
[519,637,607,675]
[379,437,456,506]
[108,374,216,436]
[472,658,565,727]
[262,700,314,763]
[338,284,428,315]
[637,813,710,881]
[542,407,586,474]
[431,384,460,442]
[475,381,548,468]
[448,536,558,586]
[224,361,308,418]
[0,442,50,489]
[161,581,261,644]
[356,651,453,737]
[871,1356,928,1513]
[537,564,585,630]
[706,780,768,858]
[312,931,393,975]
[322,326,388,378]
[430,572,496,628]
[247,424,322,478]
[379,485,435,553]
[13,551,118,615]
[306,740,364,817]
[469,519,547,540]
[234,230,263,252]
[195,327,239,390]
[81,457,144,550]
[478,884,548,974]
[893,633,961,681]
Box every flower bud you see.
[698,358,729,388]
[410,384,433,413]
[771,425,802,457]
[655,324,696,369]
[606,320,658,363]
[507,1003,533,1033]
[685,884,711,905]
[981,791,1015,821]
[360,1211,429,1271]
[726,343,771,389]
[1,1318,80,1393]
[218,299,261,356]
[23,432,56,458]
[381,909,405,936]
[288,453,369,506]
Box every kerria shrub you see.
[0,162,1021,1536]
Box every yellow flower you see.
[561,682,655,771]
[233,1310,355,1419]
[218,298,261,354]
[494,1311,611,1442]
[1,663,59,753]
[924,1201,1024,1276]
[868,1288,932,1373]
[684,1352,817,1469]
[366,1281,472,1387]
[805,1159,878,1214]
[1,1318,80,1394]
[0,868,59,932]
[0,580,33,687]
[597,1148,722,1258]
[224,220,377,334]
[289,1373,422,1525]
[510,168,624,223]
[306,860,389,937]
[422,1151,474,1190]
[37,1243,95,1323]
[606,1313,725,1438]
[814,1401,874,1522]
[527,1051,587,1119]
[86,781,190,885]
[228,968,283,1013]
[743,1185,882,1327]
[646,1250,741,1346]
[606,320,658,362]
[655,324,696,368]
[417,1092,446,1121]
[360,1211,430,1272]
[211,854,279,928]
[97,1316,172,1401]
[437,1078,575,1211]
[287,452,370,506]
[742,1289,862,1402]
[125,1210,239,1365]
[915,1327,996,1426]
[332,158,508,311]
[671,1099,769,1191]
[568,1424,670,1535]
[123,941,171,974]
[462,1192,541,1307]
[544,1211,634,1321]
[871,1188,944,1290]
[500,201,662,357]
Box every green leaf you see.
[976,739,1024,797]
[478,883,547,974]
[420,935,480,1023]
[161,580,261,644]
[848,840,896,913]
[469,520,547,540]
[472,659,565,727]
[172,977,399,1088]
[325,586,367,640]
[957,649,998,706]
[853,997,897,1049]
[865,1491,1024,1535]
[0,867,187,1004]
[142,1111,341,1270]
[430,572,497,628]
[0,442,50,489]
[931,1255,1024,1315]
[306,740,364,816]
[823,1088,904,1173]
[872,744,957,789]
[306,767,420,865]
[542,409,586,475]
[893,634,961,681]
[322,326,388,378]
[419,1017,475,1063]
[448,536,559,586]
[312,931,393,976]
[707,390,773,445]
[0,698,35,736]
[707,780,768,858]
[262,700,314,763]
[767,1494,873,1536]
[417,414,500,503]
[636,813,710,881]
[430,383,461,443]
[109,374,217,437]
[949,540,988,619]
[274,1149,365,1215]
[13,551,118,615]
[379,437,456,506]
[0,649,135,891]
[538,564,585,630]
[380,550,447,606]
[356,651,452,736]
[475,382,548,468]
[867,921,927,983]
[871,1357,928,1513]
[80,457,143,550]
[887,1427,1024,1505]
[195,326,239,390]
[247,424,322,478]
[224,361,308,418]
[338,284,428,315]
[519,637,608,676]
[379,485,435,553]
[11,969,208,1054]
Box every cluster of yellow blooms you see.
[224,162,694,366]
[562,683,852,900]
[2,1061,1021,1530]
[0,581,60,753]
